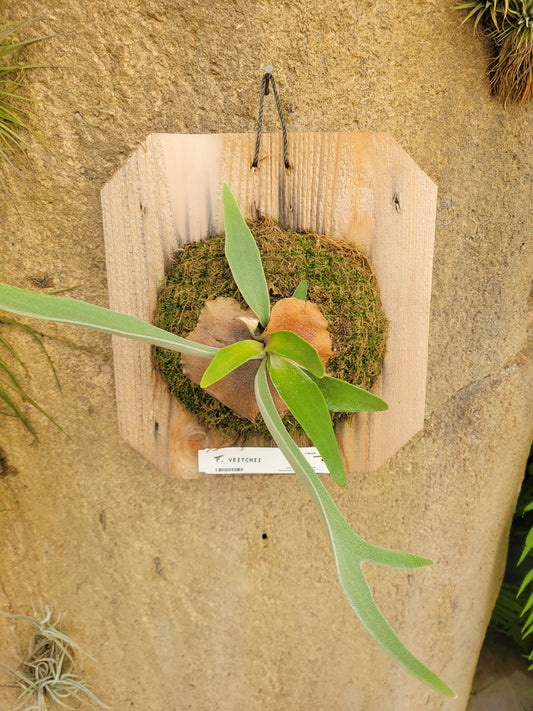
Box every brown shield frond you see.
[182,297,286,421]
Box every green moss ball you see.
[154,220,387,438]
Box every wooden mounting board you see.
[100,133,437,478]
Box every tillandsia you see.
[455,0,533,103]
[0,606,109,710]
[0,185,454,696]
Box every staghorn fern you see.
[0,186,455,696]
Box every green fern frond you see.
[491,448,533,660]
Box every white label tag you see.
[198,447,328,475]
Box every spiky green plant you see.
[0,606,109,710]
[0,21,59,437]
[456,0,533,103]
[0,187,455,696]
[0,315,61,437]
[0,19,49,189]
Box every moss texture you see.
[154,219,387,437]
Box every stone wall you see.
[0,2,532,709]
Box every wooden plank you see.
[101,133,437,477]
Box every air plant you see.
[456,0,533,103]
[0,186,454,696]
[0,606,108,710]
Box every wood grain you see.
[101,133,437,477]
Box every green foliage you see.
[491,449,533,667]
[0,606,108,710]
[254,361,454,696]
[155,216,388,437]
[308,371,388,412]
[265,330,324,378]
[455,0,533,103]
[292,279,308,300]
[0,19,49,191]
[490,581,525,644]
[268,354,347,488]
[0,283,217,358]
[222,184,270,327]
[0,186,454,696]
[513,459,533,656]
[0,315,61,437]
[200,340,264,387]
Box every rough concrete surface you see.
[0,1,532,710]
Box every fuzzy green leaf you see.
[222,184,270,327]
[292,280,308,300]
[200,339,264,388]
[266,330,324,378]
[308,372,388,412]
[0,283,218,359]
[268,353,345,488]
[254,360,454,697]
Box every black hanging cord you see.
[252,66,290,169]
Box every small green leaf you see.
[522,608,533,636]
[308,372,388,412]
[200,339,264,388]
[518,569,533,599]
[0,331,25,368]
[0,360,64,433]
[3,315,62,389]
[254,360,454,697]
[0,358,26,394]
[0,316,63,434]
[523,500,533,514]
[520,591,533,619]
[523,625,533,641]
[0,386,37,436]
[266,330,324,378]
[518,526,533,566]
[222,184,270,327]
[0,283,218,359]
[268,354,346,488]
[292,280,308,300]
